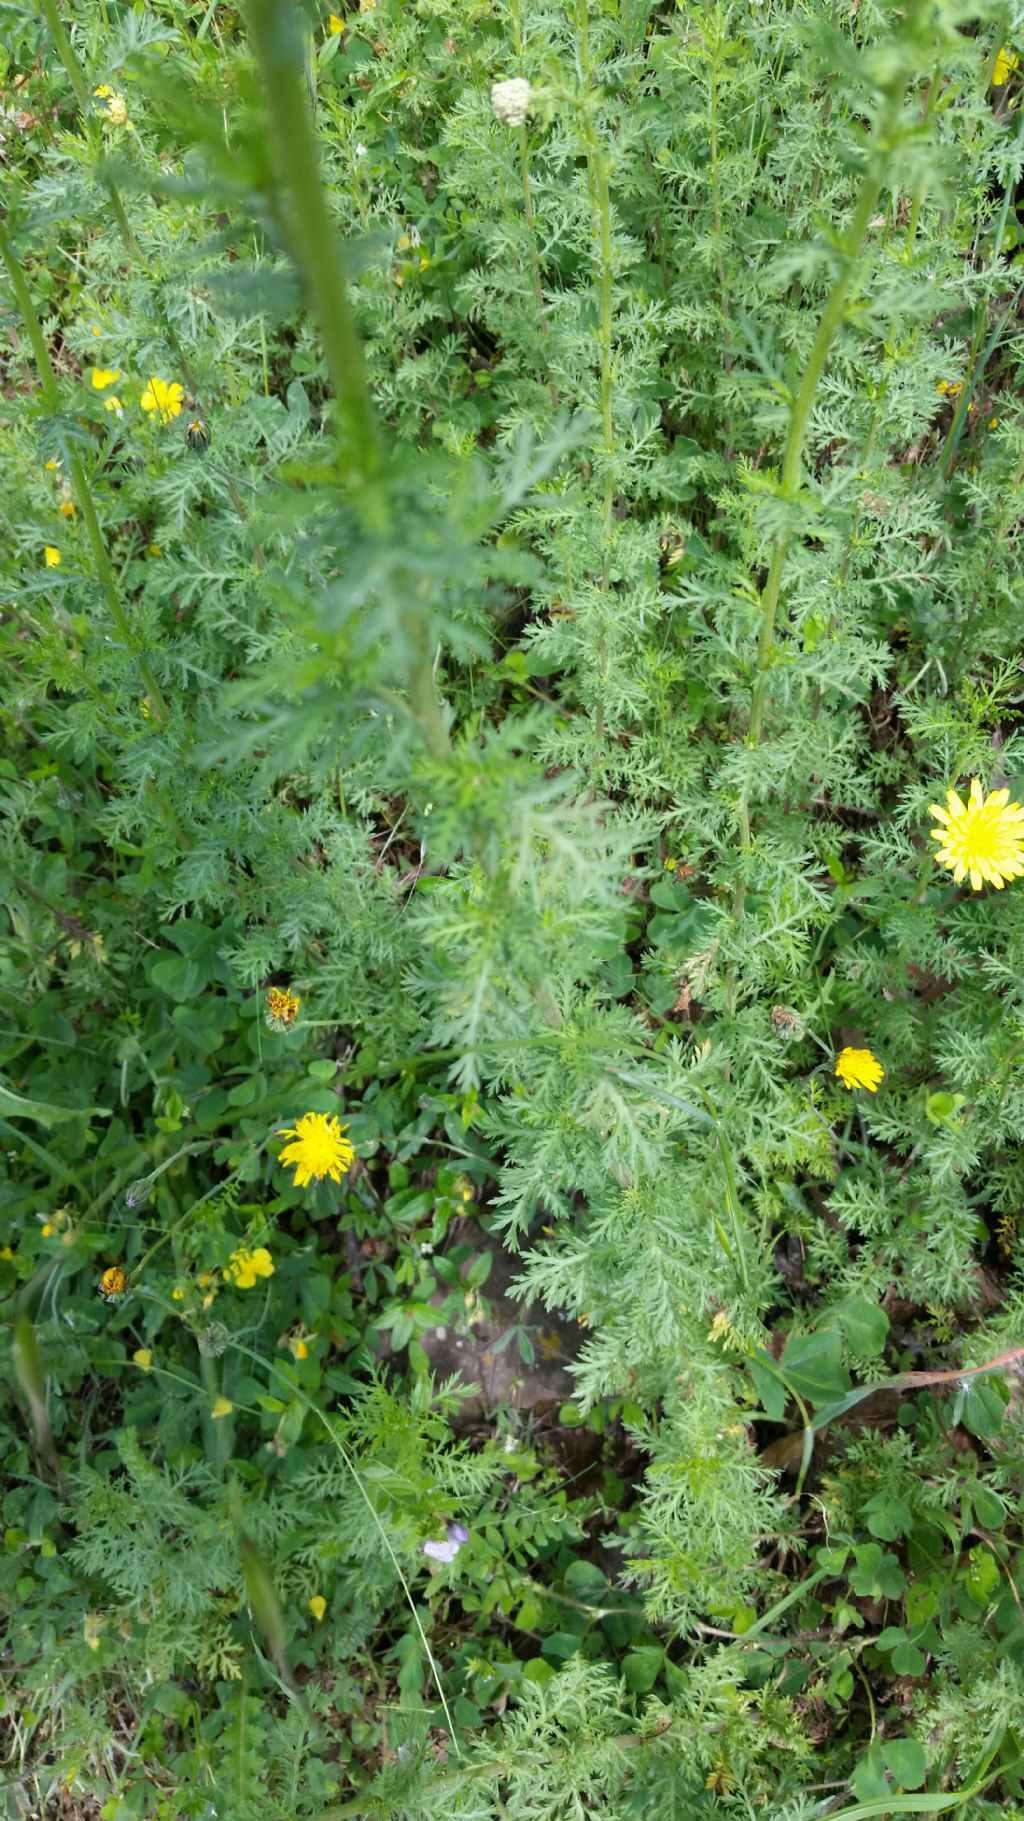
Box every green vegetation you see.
[5,0,1024,1814]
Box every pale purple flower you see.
[423,1521,469,1564]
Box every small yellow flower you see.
[41,1223,55,1238]
[936,378,962,399]
[211,1396,233,1419]
[277,1111,354,1188]
[930,778,1024,891]
[308,1594,327,1621]
[147,543,162,556]
[224,1246,275,1289]
[96,90,130,126]
[58,498,76,518]
[171,1285,185,1302]
[132,1348,153,1371]
[44,546,61,567]
[994,45,1020,86]
[835,1047,885,1093]
[44,457,61,471]
[100,1265,128,1300]
[989,416,1000,429]
[288,1335,309,1360]
[266,985,302,1031]
[91,323,103,338]
[140,696,152,720]
[328,13,344,31]
[140,376,184,424]
[0,1246,13,1260]
[91,367,122,390]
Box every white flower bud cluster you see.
[491,78,532,128]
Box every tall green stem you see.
[243,0,386,522]
[0,219,168,723]
[734,73,911,864]
[243,0,449,759]
[576,0,615,540]
[509,0,549,342]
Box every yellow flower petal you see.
[930,778,1024,892]
[211,1396,233,1419]
[276,1111,354,1188]
[44,546,61,567]
[328,14,344,32]
[140,376,184,423]
[91,367,122,390]
[835,1047,885,1093]
[308,1594,327,1621]
[225,1245,275,1289]
[132,1348,153,1371]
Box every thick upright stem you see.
[734,76,909,869]
[576,1,616,539]
[244,0,386,522]
[243,0,448,758]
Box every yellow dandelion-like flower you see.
[224,1246,275,1289]
[277,1111,354,1187]
[99,1265,128,1300]
[266,985,302,1031]
[140,376,184,424]
[44,457,61,471]
[91,367,121,390]
[211,1396,234,1419]
[308,1594,327,1621]
[328,13,344,31]
[930,778,1024,891]
[132,1348,153,1371]
[44,546,61,567]
[58,498,76,518]
[993,45,1020,86]
[835,1047,885,1093]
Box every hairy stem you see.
[244,0,450,758]
[576,0,616,540]
[243,0,386,520]
[734,68,913,873]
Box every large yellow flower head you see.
[930,778,1024,892]
[277,1111,354,1188]
[140,376,184,424]
[835,1047,884,1093]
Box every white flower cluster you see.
[490,77,532,128]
